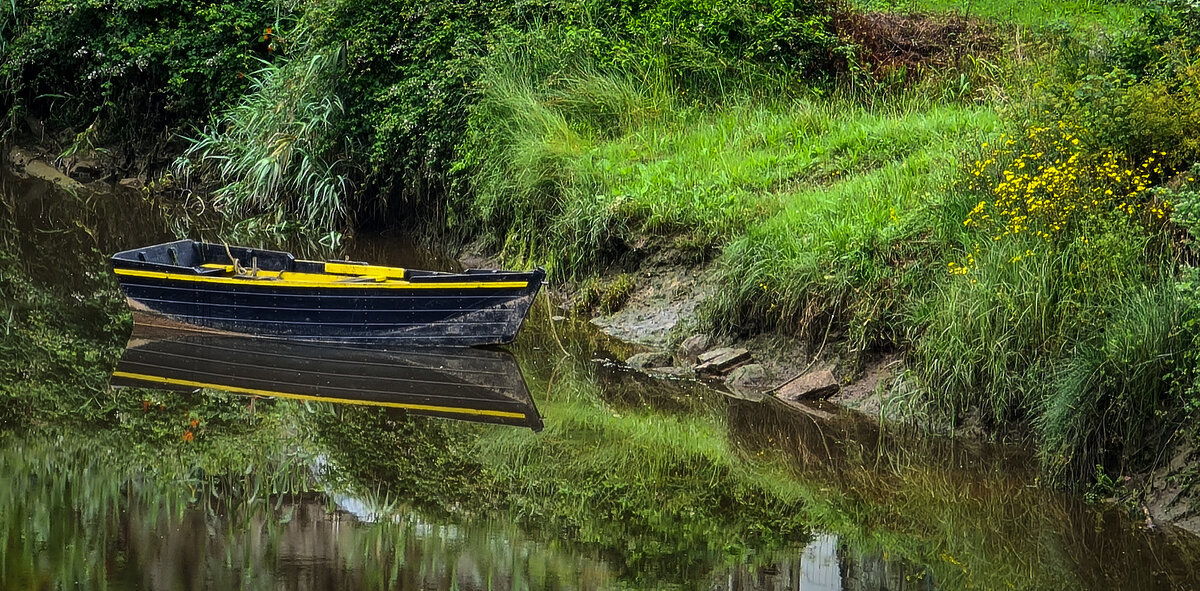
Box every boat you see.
[111,323,543,430]
[110,239,545,346]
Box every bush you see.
[175,43,352,246]
[1,0,285,136]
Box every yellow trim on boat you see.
[114,267,530,289]
[323,261,408,278]
[111,371,527,419]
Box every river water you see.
[2,171,1200,590]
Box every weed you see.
[600,273,637,314]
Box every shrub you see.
[1,0,285,136]
[915,119,1177,427]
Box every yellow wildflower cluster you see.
[963,122,1167,241]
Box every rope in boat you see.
[221,241,259,277]
[221,241,245,275]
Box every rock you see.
[626,351,671,370]
[696,347,751,375]
[725,363,768,389]
[676,334,711,365]
[648,366,695,379]
[775,368,839,401]
[6,146,35,169]
[23,160,84,190]
[118,177,145,191]
[68,158,103,182]
[84,180,113,195]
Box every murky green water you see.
[3,171,1200,590]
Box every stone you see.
[775,368,839,401]
[23,160,84,190]
[676,334,711,365]
[118,177,145,191]
[648,366,695,379]
[626,351,671,370]
[695,347,751,375]
[725,363,768,389]
[68,158,103,182]
[84,180,113,195]
[6,146,35,168]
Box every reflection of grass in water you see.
[729,401,1200,591]
[0,428,318,588]
[482,377,813,551]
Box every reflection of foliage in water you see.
[0,430,317,588]
[313,359,815,583]
[4,177,1200,589]
[0,430,628,589]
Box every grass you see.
[455,2,1200,493]
[702,99,999,348]
[175,43,351,249]
[854,0,1144,32]
[460,43,1001,279]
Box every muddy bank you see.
[560,250,1200,539]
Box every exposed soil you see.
[588,264,712,349]
[1144,445,1200,534]
[575,254,880,411]
[575,252,1200,539]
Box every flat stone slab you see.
[696,347,751,375]
[725,363,768,389]
[23,160,85,191]
[774,368,839,401]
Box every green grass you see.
[457,11,1200,494]
[855,0,1144,31]
[459,44,1002,279]
[702,100,999,347]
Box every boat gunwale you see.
[111,240,545,291]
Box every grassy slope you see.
[455,0,1200,494]
[856,0,1143,30]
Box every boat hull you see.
[111,241,545,346]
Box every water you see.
[2,171,1200,589]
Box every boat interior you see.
[112,240,524,284]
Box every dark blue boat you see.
[110,240,545,346]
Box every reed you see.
[175,42,351,247]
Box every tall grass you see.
[459,35,1001,278]
[1039,283,1189,483]
[854,0,1143,31]
[702,100,999,348]
[175,43,351,247]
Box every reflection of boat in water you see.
[110,324,543,430]
[110,240,545,346]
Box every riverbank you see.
[5,167,1200,588]
[5,0,1200,537]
